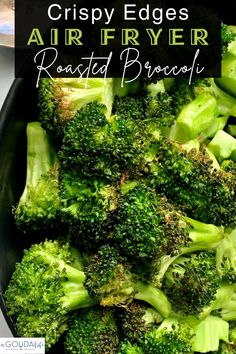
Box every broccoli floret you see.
[4,240,96,350]
[169,78,195,115]
[59,102,147,181]
[215,25,236,97]
[59,102,115,179]
[64,307,119,354]
[14,122,61,235]
[140,317,194,354]
[221,24,236,58]
[145,91,176,129]
[114,182,224,259]
[221,159,236,173]
[38,78,113,143]
[215,322,236,354]
[118,341,143,354]
[113,85,175,130]
[149,140,236,227]
[60,170,119,250]
[84,245,172,318]
[216,229,236,284]
[191,315,229,353]
[118,302,162,343]
[163,251,221,315]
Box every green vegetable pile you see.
[4,24,236,353]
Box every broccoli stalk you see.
[208,130,236,162]
[118,341,143,354]
[148,139,236,227]
[4,240,96,350]
[171,93,218,143]
[14,122,61,234]
[168,77,236,143]
[216,229,236,283]
[191,316,229,353]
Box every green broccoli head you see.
[38,78,113,143]
[140,317,194,354]
[221,23,236,58]
[84,245,135,307]
[59,102,115,178]
[4,240,95,350]
[149,140,236,227]
[215,25,236,97]
[118,341,143,354]
[60,170,119,250]
[216,229,236,284]
[59,102,144,181]
[113,89,175,130]
[64,307,119,354]
[113,93,147,121]
[169,78,195,115]
[145,91,176,129]
[163,251,221,315]
[14,122,61,235]
[221,159,236,173]
[84,245,172,317]
[114,183,190,262]
[118,302,162,344]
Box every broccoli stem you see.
[153,219,225,287]
[174,93,217,142]
[34,249,97,310]
[133,281,172,318]
[62,266,98,310]
[183,217,225,246]
[62,282,97,310]
[21,122,57,201]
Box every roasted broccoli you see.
[163,251,221,315]
[38,78,113,143]
[140,317,194,354]
[148,140,236,227]
[84,245,172,318]
[4,240,96,350]
[117,302,162,343]
[216,25,236,96]
[60,170,119,250]
[14,122,61,235]
[114,183,224,266]
[118,341,143,354]
[64,307,119,354]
